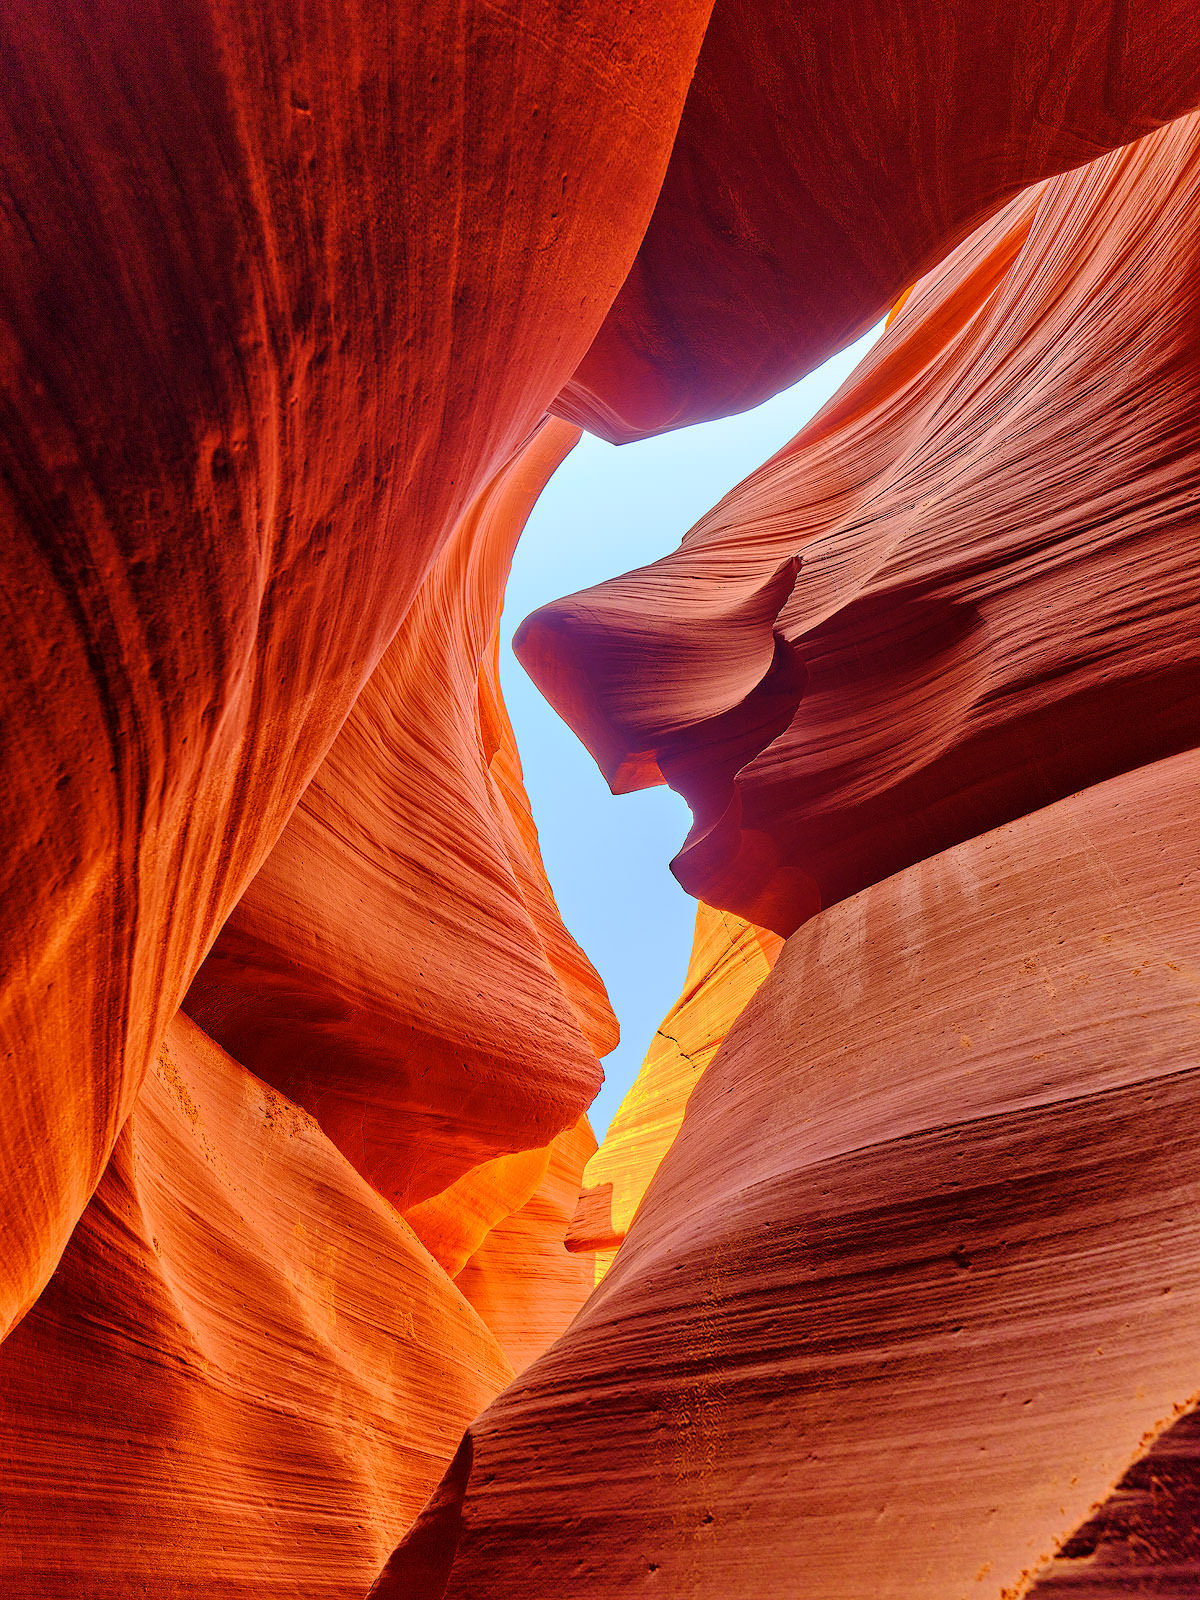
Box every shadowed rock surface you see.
[522,116,1200,934]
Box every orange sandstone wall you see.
[381,112,1200,1598]
[0,0,710,1340]
[5,2,1200,1594]
[522,115,1200,935]
[456,1118,599,1376]
[186,418,617,1215]
[0,416,612,1593]
[555,0,1200,438]
[0,1014,513,1599]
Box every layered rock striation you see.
[0,0,710,1341]
[568,902,781,1283]
[386,109,1200,1598]
[554,0,1200,438]
[4,2,1200,1596]
[381,747,1200,1599]
[522,114,1200,935]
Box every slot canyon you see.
[1,2,1199,1596]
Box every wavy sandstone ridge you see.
[4,2,1200,1594]
[186,418,617,1216]
[379,746,1200,1600]
[523,113,1200,935]
[0,1014,513,1599]
[554,0,1200,438]
[568,903,782,1283]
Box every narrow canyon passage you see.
[0,4,1198,1597]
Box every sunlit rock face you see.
[378,747,1200,1600]
[568,903,782,1283]
[0,414,611,1592]
[554,0,1200,439]
[456,1118,599,1376]
[522,114,1200,936]
[5,0,1200,1594]
[0,0,710,1340]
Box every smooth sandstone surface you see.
[569,902,781,1281]
[555,0,1200,439]
[187,419,617,1216]
[380,746,1200,1600]
[523,115,1200,936]
[0,1013,513,1599]
[0,0,710,1337]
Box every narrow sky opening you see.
[500,324,884,1138]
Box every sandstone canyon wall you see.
[385,106,1200,1600]
[3,0,1200,1596]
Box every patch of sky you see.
[500,323,883,1138]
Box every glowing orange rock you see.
[456,1118,598,1376]
[0,1013,512,1599]
[523,115,1200,937]
[568,903,781,1281]
[187,419,617,1216]
[556,0,1200,439]
[407,1143,555,1281]
[0,0,710,1337]
[378,746,1200,1600]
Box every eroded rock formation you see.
[4,1,1200,1595]
[568,903,781,1283]
[386,108,1200,1599]
[0,1014,513,1599]
[380,747,1200,1599]
[554,0,1200,438]
[186,417,616,1215]
[521,114,1200,934]
[0,0,709,1341]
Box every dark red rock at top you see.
[555,0,1200,440]
[522,114,1200,936]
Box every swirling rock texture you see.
[0,1014,514,1599]
[554,0,1200,438]
[186,416,617,1216]
[0,0,710,1339]
[521,114,1200,937]
[0,407,609,1594]
[568,903,782,1284]
[384,111,1200,1600]
[380,747,1200,1600]
[6,0,1200,1594]
[456,1118,599,1376]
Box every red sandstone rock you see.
[0,0,709,1337]
[568,903,781,1281]
[186,419,617,1215]
[379,746,1200,1600]
[456,1117,598,1376]
[555,0,1200,440]
[0,1012,513,1599]
[522,116,1200,935]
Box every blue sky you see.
[499,326,882,1139]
